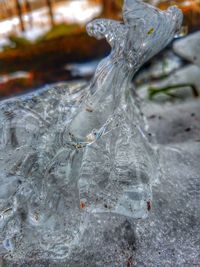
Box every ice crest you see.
[0,0,182,264]
[87,0,182,71]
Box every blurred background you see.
[0,0,199,98]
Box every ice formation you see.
[0,0,182,264]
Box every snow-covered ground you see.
[0,0,101,48]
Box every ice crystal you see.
[0,0,182,264]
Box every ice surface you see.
[0,0,183,265]
[0,81,154,263]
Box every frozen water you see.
[0,81,154,263]
[0,0,183,265]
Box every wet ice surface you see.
[0,82,200,266]
[0,81,156,265]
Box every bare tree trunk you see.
[102,0,113,17]
[15,0,25,32]
[46,0,55,27]
[25,0,33,27]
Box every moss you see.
[8,35,31,48]
[2,23,83,52]
[37,23,83,42]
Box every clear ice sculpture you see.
[0,0,182,263]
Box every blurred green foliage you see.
[7,35,31,49]
[38,23,83,42]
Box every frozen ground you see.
[134,99,200,266]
